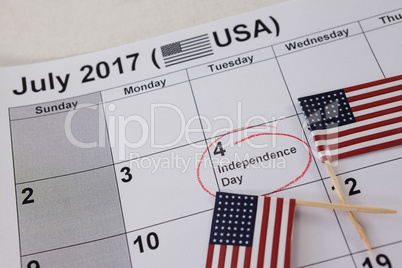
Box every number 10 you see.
[133,232,159,253]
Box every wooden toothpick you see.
[325,160,374,255]
[296,199,396,214]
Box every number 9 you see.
[27,260,40,268]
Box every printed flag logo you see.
[298,74,402,162]
[160,34,214,67]
[206,192,296,268]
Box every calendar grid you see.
[7,6,402,267]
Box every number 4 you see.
[213,142,226,156]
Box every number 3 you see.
[120,166,133,183]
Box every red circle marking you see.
[197,126,312,197]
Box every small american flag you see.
[298,75,402,162]
[206,192,296,268]
[160,34,213,67]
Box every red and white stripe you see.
[313,74,402,162]
[206,197,296,268]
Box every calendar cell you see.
[115,141,217,231]
[203,116,319,196]
[188,55,294,139]
[127,210,212,267]
[10,92,112,183]
[279,34,385,103]
[16,166,125,255]
[352,242,401,268]
[103,76,205,162]
[323,159,402,253]
[363,23,402,77]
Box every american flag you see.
[298,75,402,162]
[160,34,214,67]
[206,192,296,268]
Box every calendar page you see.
[1,0,401,267]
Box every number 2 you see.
[345,177,361,196]
[331,177,361,196]
[80,65,95,83]
[22,188,34,205]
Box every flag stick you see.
[295,199,396,214]
[325,160,374,255]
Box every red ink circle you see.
[197,126,312,197]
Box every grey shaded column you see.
[10,92,131,267]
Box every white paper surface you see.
[1,0,401,267]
